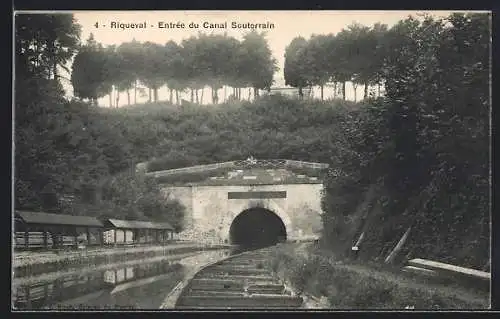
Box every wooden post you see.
[63,227,68,249]
[74,227,78,248]
[355,232,365,247]
[43,228,48,249]
[99,229,104,246]
[114,229,117,245]
[86,228,91,246]
[53,228,58,250]
[24,229,29,249]
[385,227,412,264]
[58,231,63,250]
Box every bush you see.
[320,14,490,269]
[266,245,488,309]
[16,82,348,229]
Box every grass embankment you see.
[264,243,489,310]
[14,243,230,278]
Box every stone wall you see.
[161,183,324,243]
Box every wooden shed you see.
[102,219,174,245]
[14,210,105,249]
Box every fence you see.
[145,161,236,178]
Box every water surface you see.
[12,249,230,310]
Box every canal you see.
[12,248,235,310]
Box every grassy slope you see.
[96,97,487,272]
[265,243,489,310]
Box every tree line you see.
[15,13,186,231]
[71,32,278,107]
[284,20,417,101]
[320,12,490,269]
[15,12,490,268]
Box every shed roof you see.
[15,211,104,228]
[106,219,174,230]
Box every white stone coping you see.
[408,259,490,280]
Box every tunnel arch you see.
[229,207,287,249]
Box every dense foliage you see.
[284,23,388,101]
[15,14,185,230]
[320,13,490,269]
[15,13,490,269]
[97,95,356,169]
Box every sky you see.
[72,10,459,83]
[31,10,478,105]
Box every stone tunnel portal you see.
[229,207,287,250]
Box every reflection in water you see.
[12,250,229,310]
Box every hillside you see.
[15,91,489,270]
[15,12,489,271]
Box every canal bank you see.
[13,242,231,278]
[160,250,241,309]
[264,243,490,310]
[13,249,231,310]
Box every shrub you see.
[266,245,488,309]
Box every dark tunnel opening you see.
[229,207,287,251]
